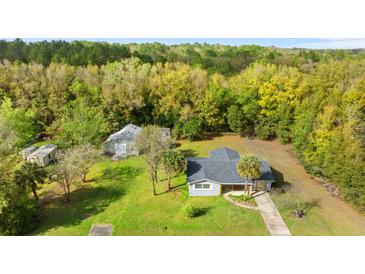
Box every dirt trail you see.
[242,137,365,233]
[182,134,365,234]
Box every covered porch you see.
[221,184,254,196]
[221,180,269,196]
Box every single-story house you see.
[21,146,37,160]
[187,147,275,196]
[104,124,171,159]
[27,144,58,167]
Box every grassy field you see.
[32,134,365,236]
[179,135,365,235]
[271,193,364,236]
[32,145,269,236]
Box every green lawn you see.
[32,145,269,236]
[271,193,365,236]
[31,134,365,236]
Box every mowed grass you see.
[180,135,365,236]
[270,193,361,236]
[31,134,365,236]
[32,141,269,236]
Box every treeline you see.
[0,55,364,211]
[0,39,131,67]
[2,39,365,75]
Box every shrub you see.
[0,193,37,235]
[175,118,203,141]
[181,203,202,218]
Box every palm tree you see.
[236,154,261,196]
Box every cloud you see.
[292,38,365,49]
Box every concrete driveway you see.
[254,192,291,236]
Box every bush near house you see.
[181,203,202,218]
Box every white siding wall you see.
[188,180,221,196]
[27,150,57,167]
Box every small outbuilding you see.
[104,124,143,157]
[21,146,37,160]
[104,124,171,159]
[27,144,58,167]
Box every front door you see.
[115,143,127,155]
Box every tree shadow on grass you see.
[200,132,223,140]
[303,198,321,215]
[194,207,211,217]
[99,166,143,183]
[156,183,187,196]
[172,143,182,148]
[32,166,143,235]
[170,182,187,190]
[180,149,198,158]
[33,185,124,235]
[271,167,292,193]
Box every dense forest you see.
[1,39,365,75]
[0,39,364,220]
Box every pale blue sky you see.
[5,38,365,49]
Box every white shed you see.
[21,146,37,160]
[27,144,58,167]
[104,124,143,157]
[104,124,171,159]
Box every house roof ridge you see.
[187,148,274,184]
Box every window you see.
[194,183,211,190]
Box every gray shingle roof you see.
[187,147,274,184]
[209,147,240,160]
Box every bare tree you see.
[65,144,100,183]
[136,125,171,195]
[49,162,76,202]
[49,150,78,202]
[49,144,100,201]
[284,181,305,218]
